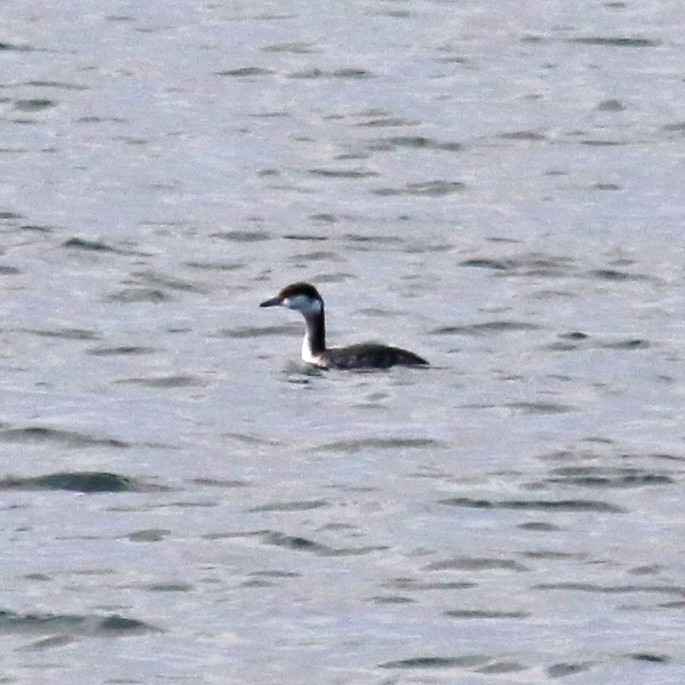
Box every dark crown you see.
[279,282,322,301]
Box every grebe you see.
[260,282,428,369]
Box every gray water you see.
[1,1,684,683]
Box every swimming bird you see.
[260,282,428,369]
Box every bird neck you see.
[301,308,326,361]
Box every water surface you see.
[1,1,684,683]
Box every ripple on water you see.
[459,253,574,277]
[543,466,674,488]
[355,114,419,127]
[343,233,401,245]
[88,345,156,356]
[518,521,561,532]
[307,214,338,225]
[425,557,528,572]
[443,609,530,619]
[261,532,330,554]
[0,471,157,493]
[431,321,540,336]
[262,531,387,557]
[309,168,378,178]
[191,477,251,489]
[368,135,463,152]
[248,499,329,512]
[385,578,476,591]
[0,426,128,449]
[459,258,510,270]
[18,635,77,651]
[127,270,202,292]
[287,68,372,79]
[0,42,34,51]
[532,582,685,598]
[600,338,650,350]
[146,582,193,592]
[629,653,670,663]
[185,260,244,271]
[63,237,120,253]
[128,529,172,542]
[288,251,347,264]
[379,655,492,670]
[544,331,651,351]
[588,268,652,282]
[210,229,270,242]
[26,80,88,90]
[317,437,443,452]
[498,130,547,141]
[25,327,101,340]
[14,99,56,112]
[459,401,574,415]
[216,67,275,77]
[597,99,625,111]
[109,288,170,302]
[0,265,20,275]
[505,401,574,415]
[372,180,465,196]
[547,662,595,678]
[116,375,204,388]
[0,609,160,636]
[260,42,318,54]
[381,652,662,678]
[440,497,625,513]
[570,37,661,48]
[220,324,297,338]
[108,270,203,303]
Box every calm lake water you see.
[1,1,684,683]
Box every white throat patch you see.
[301,333,323,365]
